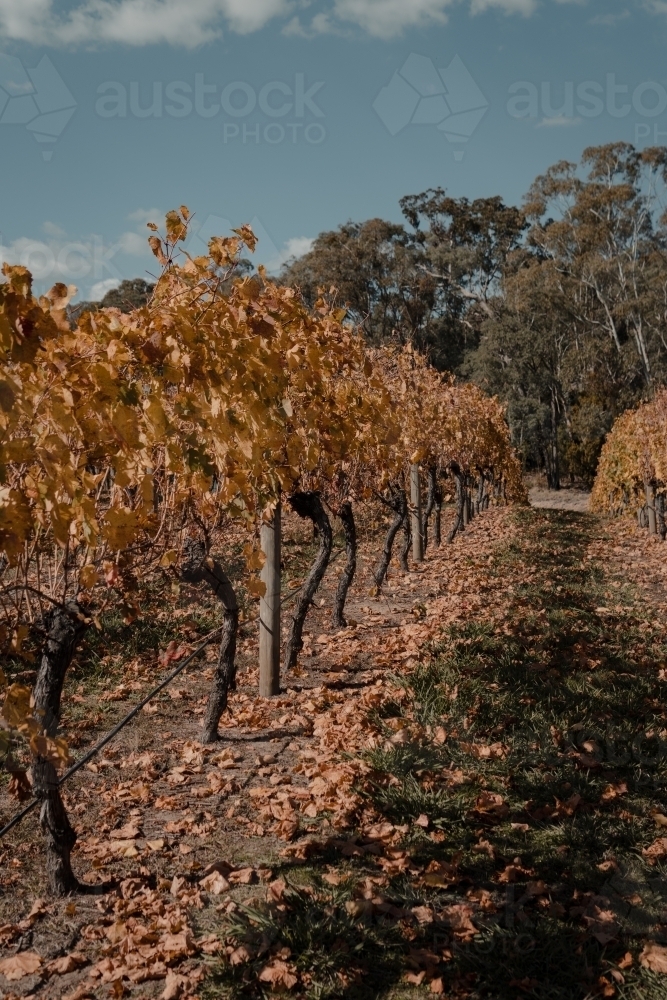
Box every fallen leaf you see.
[109,821,142,840]
[228,867,256,885]
[0,951,42,980]
[162,970,185,999]
[643,837,667,863]
[199,871,230,895]
[258,959,298,990]
[47,952,88,975]
[640,942,667,973]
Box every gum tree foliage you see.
[282,143,667,486]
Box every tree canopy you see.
[281,142,667,487]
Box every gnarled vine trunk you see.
[645,481,658,536]
[284,492,333,672]
[462,476,470,527]
[657,493,666,541]
[32,602,88,896]
[433,479,443,547]
[374,487,407,590]
[181,539,239,744]
[476,472,485,515]
[332,501,357,629]
[400,509,411,572]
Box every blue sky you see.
[0,0,665,300]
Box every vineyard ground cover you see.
[2,504,667,999]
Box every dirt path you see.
[529,487,591,512]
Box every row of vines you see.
[0,208,525,894]
[591,388,667,539]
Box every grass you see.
[205,878,406,1000]
[207,508,667,1000]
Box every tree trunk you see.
[374,487,407,589]
[331,502,357,629]
[549,394,560,491]
[181,539,239,744]
[284,492,333,672]
[32,603,88,896]
[422,466,437,550]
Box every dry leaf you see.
[640,942,667,973]
[199,871,230,895]
[0,951,42,980]
[47,952,88,975]
[258,959,298,990]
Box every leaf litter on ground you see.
[4,506,667,998]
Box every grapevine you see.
[0,208,525,894]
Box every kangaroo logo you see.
[373,54,488,160]
[0,54,76,161]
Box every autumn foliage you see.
[0,208,524,774]
[592,389,667,514]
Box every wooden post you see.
[645,482,657,536]
[410,464,423,563]
[259,503,281,697]
[657,493,666,541]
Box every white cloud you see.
[90,277,120,298]
[0,0,597,46]
[332,0,453,38]
[0,0,292,47]
[470,0,536,13]
[265,235,314,272]
[590,9,630,24]
[0,234,109,287]
[42,220,67,237]
[127,207,163,224]
[282,15,310,34]
[117,230,151,254]
[282,11,340,34]
[0,223,152,295]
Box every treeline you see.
[281,142,667,487]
